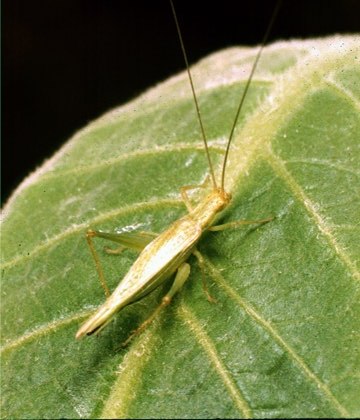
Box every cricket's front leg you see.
[121,262,191,347]
[180,175,211,212]
[86,229,157,297]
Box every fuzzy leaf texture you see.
[1,37,360,419]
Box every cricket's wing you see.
[76,216,201,338]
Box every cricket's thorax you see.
[190,188,231,230]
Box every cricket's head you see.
[213,187,232,212]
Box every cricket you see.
[76,0,280,344]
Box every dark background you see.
[3,0,360,204]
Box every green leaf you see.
[1,36,359,418]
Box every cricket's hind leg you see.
[121,262,191,347]
[86,229,157,298]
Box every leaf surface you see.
[1,37,360,418]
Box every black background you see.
[3,0,360,204]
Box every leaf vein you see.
[0,310,90,354]
[101,327,160,418]
[325,77,360,112]
[266,148,360,282]
[178,303,252,418]
[202,257,350,417]
[40,143,225,181]
[1,199,182,270]
[285,158,360,176]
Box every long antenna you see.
[170,0,217,189]
[220,0,282,189]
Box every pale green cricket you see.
[76,0,279,344]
